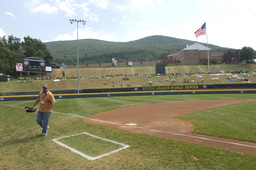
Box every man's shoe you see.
[42,133,47,136]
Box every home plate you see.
[125,123,137,126]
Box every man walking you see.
[31,84,55,136]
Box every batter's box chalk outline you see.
[52,132,130,160]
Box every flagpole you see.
[206,22,210,73]
[195,22,210,72]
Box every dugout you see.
[0,75,8,82]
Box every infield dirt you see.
[84,99,256,155]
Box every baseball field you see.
[1,93,256,169]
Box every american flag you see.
[194,22,206,38]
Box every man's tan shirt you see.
[37,91,55,113]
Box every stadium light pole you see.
[69,19,86,94]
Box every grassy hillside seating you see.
[0,64,256,93]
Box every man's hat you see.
[43,84,49,88]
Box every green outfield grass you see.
[179,101,256,142]
[1,94,256,169]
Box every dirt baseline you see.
[84,99,256,155]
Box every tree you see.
[22,36,53,64]
[0,36,8,47]
[210,57,218,65]
[0,47,11,73]
[223,50,239,64]
[200,57,208,65]
[8,35,21,52]
[238,47,255,64]
[0,36,24,75]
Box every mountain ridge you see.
[45,35,229,65]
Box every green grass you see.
[1,94,256,169]
[179,101,256,142]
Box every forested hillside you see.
[46,35,229,65]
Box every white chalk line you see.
[52,132,130,160]
[0,103,25,109]
[53,111,86,118]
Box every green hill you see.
[45,35,229,65]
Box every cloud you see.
[89,0,109,9]
[131,0,154,9]
[25,0,94,20]
[0,28,5,37]
[196,0,256,18]
[34,3,58,13]
[78,27,114,41]
[88,13,99,22]
[54,27,113,42]
[54,34,74,41]
[156,0,164,4]
[136,22,156,28]
[5,11,16,19]
[55,0,77,17]
[89,0,155,11]
[26,0,58,14]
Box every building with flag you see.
[167,43,212,64]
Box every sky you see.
[1,0,256,50]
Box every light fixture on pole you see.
[69,19,86,94]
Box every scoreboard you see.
[155,63,165,74]
[23,57,46,73]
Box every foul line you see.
[85,118,256,149]
[53,111,86,118]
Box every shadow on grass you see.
[1,134,43,147]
